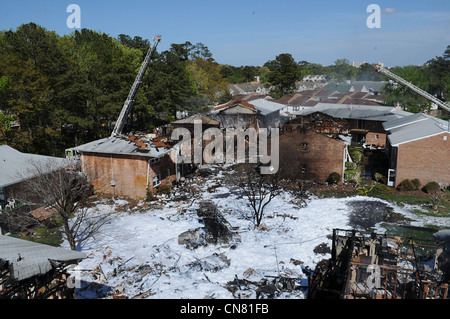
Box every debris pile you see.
[308,228,450,299]
[178,200,240,249]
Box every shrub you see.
[326,172,341,184]
[345,162,357,170]
[397,179,415,191]
[157,182,172,195]
[373,172,384,182]
[349,149,363,162]
[146,187,154,201]
[411,178,421,191]
[423,181,441,194]
[344,169,361,182]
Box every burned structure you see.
[278,113,349,183]
[0,235,86,299]
[66,134,177,199]
[308,228,449,299]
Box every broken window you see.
[152,174,161,187]
[301,164,306,174]
[150,157,160,164]
[301,143,308,151]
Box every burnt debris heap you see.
[308,228,449,299]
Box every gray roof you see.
[171,114,220,125]
[350,81,387,92]
[0,235,86,281]
[298,103,411,122]
[250,98,286,116]
[383,113,450,146]
[0,145,69,188]
[71,136,171,158]
[382,112,428,131]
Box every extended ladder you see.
[111,35,162,137]
[373,65,450,113]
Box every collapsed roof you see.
[70,134,172,158]
[299,103,412,122]
[0,235,86,281]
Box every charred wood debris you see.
[308,228,449,299]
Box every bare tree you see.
[231,164,281,227]
[12,159,111,250]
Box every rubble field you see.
[65,164,449,299]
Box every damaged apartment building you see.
[66,134,179,199]
[278,103,412,184]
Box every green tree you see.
[186,57,229,106]
[331,58,357,81]
[425,45,450,103]
[142,50,197,123]
[382,65,433,112]
[266,53,300,98]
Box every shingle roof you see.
[71,136,172,158]
[383,113,449,146]
[212,100,257,112]
[0,235,86,281]
[0,146,69,188]
[171,114,220,125]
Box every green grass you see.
[318,183,450,217]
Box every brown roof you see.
[213,99,256,112]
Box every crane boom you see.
[111,35,162,137]
[373,65,450,113]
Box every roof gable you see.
[384,113,450,146]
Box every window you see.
[375,134,379,140]
[301,164,307,174]
[152,174,161,187]
[167,169,171,179]
[301,143,308,151]
[357,120,366,129]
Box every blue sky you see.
[0,0,449,67]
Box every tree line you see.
[0,23,448,156]
[0,23,231,156]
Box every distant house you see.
[383,113,450,187]
[302,75,327,82]
[209,100,259,128]
[169,113,220,134]
[67,135,177,199]
[210,98,287,130]
[324,81,387,95]
[228,82,271,96]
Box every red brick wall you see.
[395,132,450,187]
[81,153,176,199]
[366,132,386,148]
[278,129,345,182]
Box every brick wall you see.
[395,132,450,187]
[81,152,176,199]
[348,119,387,148]
[278,129,345,182]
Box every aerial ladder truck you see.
[372,64,450,113]
[111,35,162,137]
